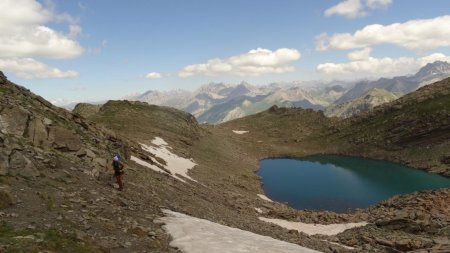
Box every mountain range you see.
[126,61,450,123]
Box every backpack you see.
[112,160,123,172]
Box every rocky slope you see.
[324,88,399,118]
[73,103,102,119]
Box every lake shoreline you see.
[257,155,450,213]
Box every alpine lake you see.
[258,155,450,213]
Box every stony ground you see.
[1,72,450,253]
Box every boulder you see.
[48,126,83,151]
[130,225,148,237]
[76,149,87,157]
[395,239,413,251]
[0,152,8,175]
[0,106,30,136]
[43,117,53,126]
[8,151,40,178]
[27,117,49,148]
[86,149,96,158]
[0,189,15,209]
[78,148,96,158]
[93,158,107,167]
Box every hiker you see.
[108,155,126,191]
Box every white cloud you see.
[347,47,372,61]
[324,0,366,19]
[0,58,79,79]
[0,0,83,80]
[0,0,51,28]
[145,72,163,79]
[178,48,301,77]
[317,15,450,51]
[324,0,392,19]
[0,0,84,59]
[366,0,392,9]
[317,53,450,79]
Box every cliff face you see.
[0,71,131,177]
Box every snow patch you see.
[158,210,321,253]
[257,194,273,202]
[130,156,167,174]
[259,217,367,236]
[232,130,249,135]
[132,137,197,183]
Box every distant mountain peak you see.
[415,60,450,79]
[238,81,252,86]
[336,60,450,105]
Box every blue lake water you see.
[258,156,450,213]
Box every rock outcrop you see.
[0,71,131,180]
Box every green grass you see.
[0,222,102,253]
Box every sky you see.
[1,0,450,104]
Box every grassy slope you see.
[330,77,450,175]
[87,100,203,148]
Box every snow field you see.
[157,210,322,253]
[259,217,368,236]
[130,137,197,183]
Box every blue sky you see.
[1,0,450,104]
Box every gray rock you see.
[0,189,15,209]
[43,117,53,126]
[8,151,40,178]
[93,157,107,167]
[86,149,96,158]
[75,229,88,241]
[130,225,148,236]
[76,149,87,157]
[48,126,83,151]
[27,117,49,148]
[0,152,8,176]
[395,239,412,251]
[0,106,30,136]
